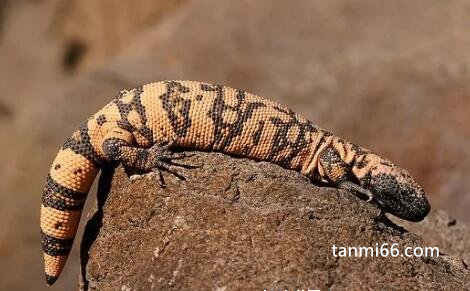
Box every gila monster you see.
[40,80,430,285]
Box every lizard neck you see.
[300,132,334,181]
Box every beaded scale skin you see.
[40,80,430,285]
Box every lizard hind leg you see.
[102,134,195,186]
[123,142,196,186]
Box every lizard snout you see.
[368,164,430,222]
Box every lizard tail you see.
[40,147,99,285]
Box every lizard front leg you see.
[318,145,374,202]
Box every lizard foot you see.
[147,141,198,187]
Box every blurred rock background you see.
[0,0,469,290]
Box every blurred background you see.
[0,0,469,290]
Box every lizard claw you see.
[147,141,192,184]
[149,168,166,187]
[152,164,187,182]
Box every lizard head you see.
[359,160,430,222]
[317,142,431,222]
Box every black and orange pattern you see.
[40,80,430,285]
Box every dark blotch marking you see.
[114,86,153,143]
[44,175,87,200]
[46,275,58,286]
[267,106,317,167]
[200,83,216,92]
[63,123,102,166]
[159,81,193,138]
[41,231,74,256]
[204,85,266,150]
[252,120,265,145]
[42,175,87,211]
[96,114,107,126]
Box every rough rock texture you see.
[81,152,470,291]
[392,210,470,268]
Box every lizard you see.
[40,80,430,285]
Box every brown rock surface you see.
[80,152,470,291]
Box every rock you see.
[80,152,469,291]
[392,210,470,267]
